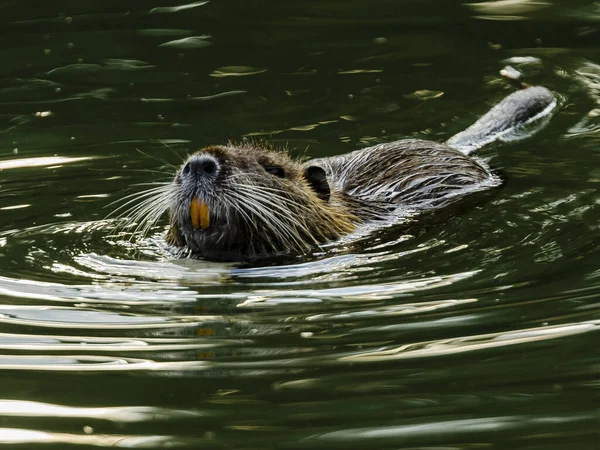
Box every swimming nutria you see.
[119,85,556,261]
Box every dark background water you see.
[0,1,599,448]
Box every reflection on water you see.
[0,0,599,449]
[467,0,552,21]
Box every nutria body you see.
[165,139,500,260]
[123,85,555,261]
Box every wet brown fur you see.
[311,139,496,220]
[165,140,498,260]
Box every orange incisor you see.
[190,197,210,229]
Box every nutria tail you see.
[447,86,557,155]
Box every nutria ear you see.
[303,165,330,202]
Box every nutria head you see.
[164,143,356,260]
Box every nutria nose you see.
[182,154,219,178]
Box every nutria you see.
[117,85,556,261]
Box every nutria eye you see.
[264,166,285,178]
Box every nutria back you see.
[307,139,499,221]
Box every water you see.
[0,1,599,448]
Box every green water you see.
[0,1,598,449]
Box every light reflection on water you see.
[0,0,598,449]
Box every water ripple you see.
[294,412,598,447]
[342,320,600,362]
[0,427,213,447]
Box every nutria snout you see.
[114,85,556,261]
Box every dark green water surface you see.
[0,1,599,448]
